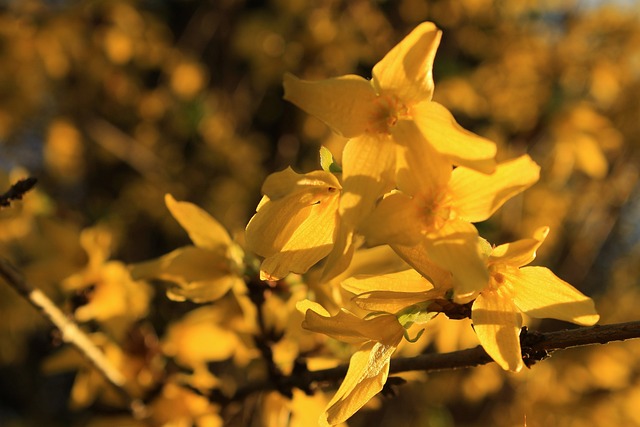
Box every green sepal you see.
[404,328,425,343]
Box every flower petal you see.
[165,194,231,251]
[472,290,524,372]
[393,119,451,197]
[490,226,550,267]
[391,243,453,290]
[359,192,422,247]
[424,220,489,301]
[322,341,395,426]
[413,102,497,173]
[372,22,441,104]
[130,246,236,303]
[283,73,377,138]
[449,155,541,223]
[340,133,396,228]
[507,266,600,326]
[342,269,433,295]
[302,308,403,345]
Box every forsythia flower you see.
[284,22,497,280]
[472,227,600,371]
[297,300,404,426]
[131,194,244,303]
[245,167,341,281]
[360,135,540,301]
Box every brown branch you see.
[0,177,37,208]
[0,257,148,419]
[210,320,640,403]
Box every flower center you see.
[415,187,453,232]
[368,95,408,134]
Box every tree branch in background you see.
[0,177,37,207]
[0,257,148,419]
[210,320,640,404]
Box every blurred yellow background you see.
[0,1,640,426]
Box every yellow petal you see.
[424,220,489,301]
[340,133,396,228]
[359,192,422,247]
[490,226,550,267]
[342,269,433,295]
[246,169,341,280]
[130,246,236,303]
[261,167,341,201]
[322,341,395,426]
[393,119,451,196]
[391,243,453,290]
[352,290,442,313]
[256,193,340,280]
[283,73,377,138]
[449,155,541,223]
[302,309,402,345]
[372,22,441,104]
[320,224,358,283]
[472,290,524,372]
[506,266,600,326]
[413,102,497,173]
[165,194,231,251]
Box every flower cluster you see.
[243,21,599,425]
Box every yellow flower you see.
[245,167,341,281]
[131,194,244,303]
[297,300,404,426]
[284,22,497,280]
[360,133,540,301]
[63,227,152,339]
[472,227,600,372]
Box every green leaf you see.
[396,303,437,329]
[319,146,342,173]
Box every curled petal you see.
[490,226,550,267]
[165,194,231,251]
[424,220,489,301]
[283,73,377,138]
[322,341,396,426]
[472,290,524,372]
[342,269,433,295]
[372,22,441,104]
[413,102,497,173]
[507,266,600,326]
[449,155,541,223]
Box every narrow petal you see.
[340,133,396,228]
[472,290,524,372]
[413,102,497,173]
[261,167,341,201]
[372,22,442,104]
[490,227,550,267]
[450,155,541,223]
[302,309,403,345]
[342,269,433,295]
[352,289,443,313]
[320,224,358,283]
[359,192,422,247]
[322,341,395,426]
[283,73,377,138]
[130,246,236,303]
[424,220,489,301]
[393,119,451,196]
[507,266,600,326]
[165,194,231,251]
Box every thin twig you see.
[0,257,148,419]
[209,320,640,403]
[0,177,37,207]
